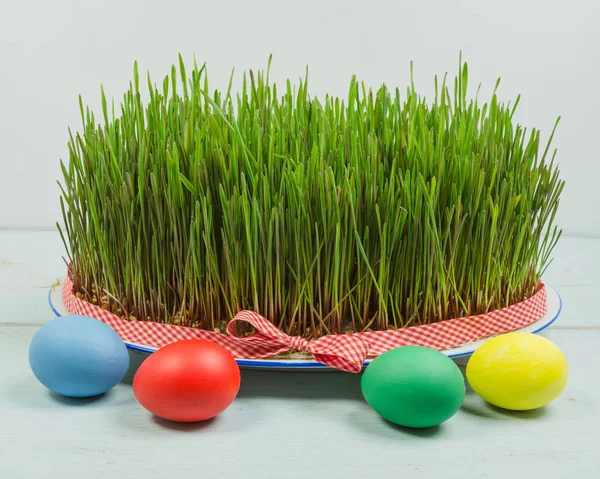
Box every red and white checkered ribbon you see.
[62,271,547,373]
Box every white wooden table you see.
[1,231,599,478]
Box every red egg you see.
[133,339,241,422]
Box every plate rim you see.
[48,282,562,369]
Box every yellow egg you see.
[466,332,568,411]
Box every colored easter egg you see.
[133,339,241,422]
[29,315,129,397]
[466,332,568,410]
[361,346,466,428]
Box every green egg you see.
[361,346,466,428]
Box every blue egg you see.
[29,315,130,397]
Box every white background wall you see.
[1,0,599,237]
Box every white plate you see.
[49,281,562,370]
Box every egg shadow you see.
[381,418,442,437]
[347,402,445,439]
[486,403,549,419]
[460,389,549,420]
[151,415,217,431]
[49,390,111,406]
[0,373,120,410]
[460,400,497,419]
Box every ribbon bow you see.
[226,311,370,373]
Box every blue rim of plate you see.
[48,284,562,369]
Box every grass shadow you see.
[236,369,364,401]
[121,349,150,384]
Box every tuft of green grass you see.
[57,55,564,339]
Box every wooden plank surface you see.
[0,231,599,478]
